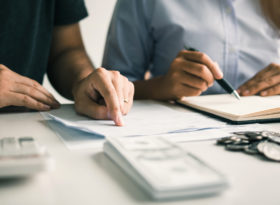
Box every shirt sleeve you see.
[54,0,88,25]
[102,0,155,82]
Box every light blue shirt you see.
[102,0,280,94]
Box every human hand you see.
[72,68,134,126]
[0,64,60,110]
[158,50,223,100]
[237,63,280,96]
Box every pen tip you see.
[233,90,241,100]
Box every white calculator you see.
[104,136,228,200]
[0,136,54,178]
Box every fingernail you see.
[54,99,60,105]
[261,91,267,96]
[214,62,223,79]
[43,105,51,110]
[49,99,60,109]
[52,103,60,109]
[243,90,250,95]
[116,112,124,126]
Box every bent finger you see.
[7,92,51,111]
[75,97,109,120]
[178,84,202,98]
[122,81,134,115]
[239,74,280,96]
[260,84,280,96]
[15,74,59,103]
[180,60,214,87]
[11,83,60,108]
[179,50,223,79]
[179,72,208,91]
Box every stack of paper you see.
[42,101,226,149]
[42,100,271,150]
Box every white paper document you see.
[42,101,271,150]
[41,101,227,149]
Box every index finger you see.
[179,50,223,79]
[92,70,123,126]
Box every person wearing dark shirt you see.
[0,0,134,126]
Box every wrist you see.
[134,76,167,100]
[71,68,93,99]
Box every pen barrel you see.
[216,79,234,94]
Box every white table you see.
[0,102,280,205]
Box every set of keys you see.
[216,131,280,162]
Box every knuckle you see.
[25,87,33,95]
[0,68,8,76]
[96,67,107,75]
[268,63,278,72]
[22,95,30,104]
[123,76,129,83]
[197,65,207,74]
[0,64,7,70]
[170,71,179,80]
[111,70,121,79]
[36,101,43,108]
[264,77,273,85]
[196,53,206,61]
[171,83,181,95]
[111,106,120,114]
[32,80,40,87]
[172,58,182,66]
[178,50,187,56]
[129,82,135,93]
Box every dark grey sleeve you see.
[54,0,88,25]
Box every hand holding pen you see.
[187,47,240,100]
[154,47,228,100]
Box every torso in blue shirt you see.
[103,0,280,94]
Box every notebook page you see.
[181,94,280,118]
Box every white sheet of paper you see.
[165,124,272,143]
[43,101,227,138]
[41,101,227,149]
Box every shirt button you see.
[226,7,232,14]
[229,46,236,53]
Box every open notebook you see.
[177,94,280,124]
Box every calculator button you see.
[19,137,41,156]
[1,137,20,157]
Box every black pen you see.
[185,47,241,100]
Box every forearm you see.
[133,76,168,100]
[47,47,94,100]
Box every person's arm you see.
[47,23,134,126]
[47,23,91,99]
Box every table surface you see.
[0,102,280,205]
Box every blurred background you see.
[42,0,117,103]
